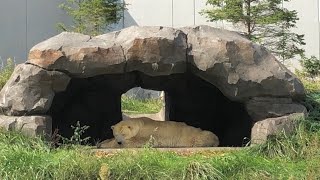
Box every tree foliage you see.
[301,56,320,77]
[202,0,305,61]
[58,0,125,36]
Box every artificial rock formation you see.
[251,113,304,144]
[0,64,70,116]
[0,25,306,146]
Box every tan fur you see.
[100,117,219,148]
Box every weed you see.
[58,121,91,146]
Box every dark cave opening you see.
[49,71,252,147]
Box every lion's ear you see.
[111,126,115,130]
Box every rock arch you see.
[0,26,306,146]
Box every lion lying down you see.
[99,117,219,148]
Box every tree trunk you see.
[246,0,251,39]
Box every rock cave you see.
[49,71,252,146]
[0,25,307,147]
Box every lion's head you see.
[111,120,140,145]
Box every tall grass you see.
[0,129,103,180]
[250,120,320,160]
[101,144,316,179]
[0,120,319,179]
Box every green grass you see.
[0,120,319,179]
[0,129,102,180]
[121,95,163,114]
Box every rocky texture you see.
[0,115,52,138]
[183,26,305,101]
[0,116,16,131]
[0,64,70,116]
[251,113,304,144]
[28,26,187,77]
[245,97,307,121]
[26,26,305,100]
[125,87,164,100]
[0,25,306,146]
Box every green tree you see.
[58,0,125,36]
[301,56,320,77]
[201,0,305,61]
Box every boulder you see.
[0,64,70,116]
[0,115,52,138]
[245,97,307,121]
[124,87,164,100]
[0,116,16,131]
[182,26,305,101]
[28,26,187,77]
[251,113,304,144]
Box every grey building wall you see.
[0,0,27,62]
[284,0,319,58]
[0,0,319,64]
[0,0,71,63]
[123,0,236,30]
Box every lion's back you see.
[136,118,219,147]
[113,117,219,147]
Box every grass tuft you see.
[184,161,225,180]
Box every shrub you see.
[58,0,125,36]
[0,58,15,89]
[301,56,320,77]
[297,76,320,122]
[58,121,91,146]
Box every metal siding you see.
[26,0,72,54]
[172,0,194,27]
[0,0,27,62]
[124,0,172,27]
[284,0,319,58]
[0,0,318,62]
